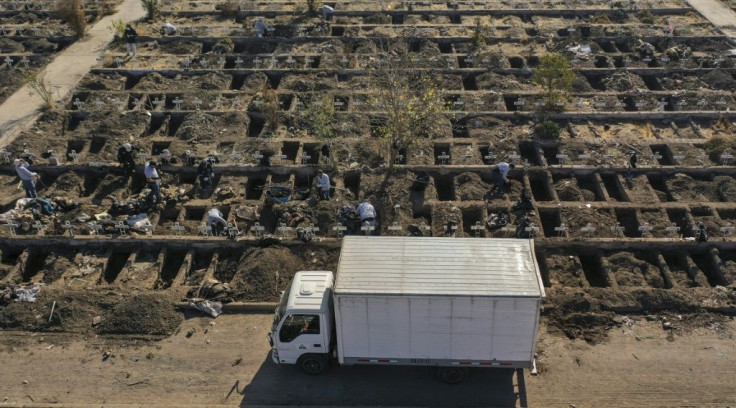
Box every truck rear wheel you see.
[437,367,468,384]
[298,354,328,375]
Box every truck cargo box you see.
[333,236,545,368]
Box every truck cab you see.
[268,271,334,374]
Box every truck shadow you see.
[239,355,524,407]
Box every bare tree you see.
[24,71,56,110]
[56,0,86,38]
[368,43,448,168]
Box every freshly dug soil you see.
[97,292,182,335]
[700,69,736,91]
[602,71,647,92]
[555,178,595,202]
[0,289,181,335]
[545,253,586,288]
[455,172,490,201]
[605,252,665,288]
[217,244,339,301]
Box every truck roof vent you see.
[299,282,315,295]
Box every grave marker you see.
[332,223,347,238]
[250,222,265,236]
[580,223,596,237]
[277,223,293,238]
[554,223,568,237]
[68,150,80,163]
[3,222,19,236]
[226,223,240,238]
[170,222,186,236]
[32,221,44,235]
[436,151,450,164]
[470,221,484,237]
[116,221,129,236]
[638,223,653,236]
[198,223,213,236]
[720,153,733,166]
[388,222,403,235]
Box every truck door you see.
[275,314,327,364]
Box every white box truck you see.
[268,236,545,383]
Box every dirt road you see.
[0,312,733,407]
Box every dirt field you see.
[0,313,733,407]
[3,0,736,406]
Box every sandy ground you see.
[0,312,733,407]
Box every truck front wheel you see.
[437,367,468,384]
[298,354,328,375]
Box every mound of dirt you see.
[602,71,647,92]
[159,40,202,55]
[21,38,56,53]
[0,38,25,53]
[97,293,182,335]
[563,207,618,238]
[555,179,595,202]
[0,289,181,334]
[78,73,124,91]
[700,69,736,91]
[455,172,490,201]
[49,172,84,196]
[571,74,594,92]
[174,112,249,142]
[476,72,538,91]
[666,174,719,202]
[545,254,586,287]
[241,72,269,90]
[222,246,303,301]
[75,111,150,141]
[280,73,335,92]
[197,72,231,90]
[605,252,665,288]
[39,252,75,284]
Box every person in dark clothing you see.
[629,153,638,169]
[124,24,137,56]
[695,222,708,242]
[117,142,139,176]
[321,144,330,159]
[198,159,215,192]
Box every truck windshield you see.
[272,278,293,331]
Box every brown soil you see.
[455,172,490,201]
[545,252,586,288]
[563,206,618,238]
[605,251,665,288]
[555,178,595,201]
[0,289,181,335]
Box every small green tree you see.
[141,0,159,20]
[534,120,561,140]
[108,18,126,39]
[532,54,574,113]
